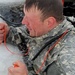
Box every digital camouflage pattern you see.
[7,17,75,75]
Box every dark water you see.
[0,5,24,27]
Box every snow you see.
[0,3,24,75]
[0,43,24,75]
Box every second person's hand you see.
[0,23,9,44]
[8,60,28,75]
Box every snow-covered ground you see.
[0,43,24,75]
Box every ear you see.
[47,17,56,27]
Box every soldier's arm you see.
[6,25,30,45]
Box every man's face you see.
[22,6,50,37]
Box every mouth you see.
[26,28,30,34]
[24,24,30,34]
[26,25,32,32]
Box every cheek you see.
[29,19,43,31]
[33,23,42,32]
[32,22,38,30]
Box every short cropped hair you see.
[25,0,64,22]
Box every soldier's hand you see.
[0,23,9,44]
[8,61,28,75]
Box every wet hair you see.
[25,0,64,22]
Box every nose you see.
[22,16,28,25]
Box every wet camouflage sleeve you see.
[6,25,29,45]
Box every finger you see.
[13,63,19,68]
[0,37,3,41]
[8,72,11,75]
[0,41,2,44]
[8,66,14,73]
[0,29,5,34]
[8,72,13,75]
[0,34,4,37]
[8,67,14,75]
[0,24,5,29]
[13,60,25,67]
[13,61,28,75]
[8,66,21,75]
[0,38,3,41]
[0,37,4,44]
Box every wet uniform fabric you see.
[6,17,75,75]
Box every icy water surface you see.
[0,43,24,75]
[0,3,24,75]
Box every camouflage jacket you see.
[7,17,75,75]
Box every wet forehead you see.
[23,6,42,19]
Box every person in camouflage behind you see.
[0,0,75,75]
